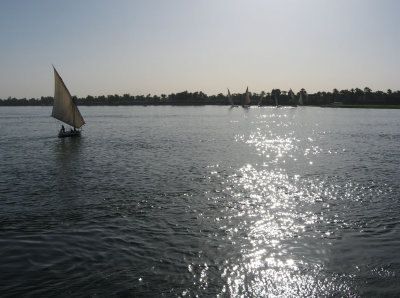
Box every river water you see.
[0,106,399,297]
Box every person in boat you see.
[61,125,65,133]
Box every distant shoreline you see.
[321,104,400,109]
[1,88,400,107]
[1,104,400,109]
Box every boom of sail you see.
[52,67,85,128]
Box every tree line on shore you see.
[1,87,400,106]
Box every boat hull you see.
[58,130,81,138]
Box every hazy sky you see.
[1,0,399,98]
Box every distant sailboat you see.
[52,66,85,138]
[227,88,238,107]
[274,94,280,107]
[257,91,265,106]
[242,87,250,108]
[298,92,304,106]
[289,89,297,107]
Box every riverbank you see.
[321,104,400,109]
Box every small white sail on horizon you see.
[243,87,250,107]
[289,89,297,106]
[257,91,265,106]
[227,88,235,106]
[298,92,304,105]
[289,89,295,101]
[52,66,85,132]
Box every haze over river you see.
[1,106,399,297]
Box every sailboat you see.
[242,87,250,108]
[257,91,265,106]
[274,94,280,107]
[227,88,238,107]
[289,89,297,107]
[298,92,304,106]
[51,66,85,138]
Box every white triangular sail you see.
[244,87,250,105]
[227,88,234,106]
[289,89,296,101]
[52,67,85,128]
[258,91,265,105]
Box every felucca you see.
[289,89,297,107]
[227,88,238,107]
[242,87,250,108]
[257,91,265,106]
[298,92,304,105]
[51,66,85,138]
[274,94,280,107]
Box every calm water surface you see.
[0,106,399,297]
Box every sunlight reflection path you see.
[191,109,394,296]
[204,110,363,296]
